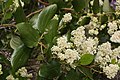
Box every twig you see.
[37,0,49,6]
[0,9,42,28]
[26,9,42,18]
[91,68,103,74]
[61,8,74,11]
[38,42,47,48]
[77,67,94,80]
[0,24,16,27]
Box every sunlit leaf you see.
[37,4,57,34]
[79,54,94,65]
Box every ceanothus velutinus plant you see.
[1,0,120,80]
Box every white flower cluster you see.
[64,49,80,65]
[71,26,86,47]
[6,74,17,80]
[13,0,24,8]
[95,42,120,79]
[80,37,98,55]
[84,15,100,35]
[116,20,120,28]
[6,67,32,80]
[110,30,120,43]
[95,42,113,67]
[113,46,120,59]
[51,26,99,67]
[0,64,3,75]
[107,21,118,35]
[62,13,72,23]
[53,14,59,20]
[52,12,120,79]
[100,24,106,30]
[51,35,79,67]
[116,0,120,12]
[16,67,33,78]
[71,26,98,55]
[107,20,120,44]
[103,64,119,79]
[78,13,107,35]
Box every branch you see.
[91,68,103,74]
[37,0,49,6]
[61,8,74,11]
[26,9,42,18]
[38,42,47,48]
[0,9,42,28]
[0,24,16,28]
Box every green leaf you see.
[39,60,60,79]
[99,14,108,24]
[11,45,31,72]
[30,13,39,29]
[37,4,57,34]
[44,19,59,48]
[10,35,23,49]
[16,22,39,48]
[111,59,116,64]
[103,0,114,12]
[72,0,90,12]
[80,17,91,26]
[79,66,93,80]
[92,0,100,14]
[79,54,94,65]
[14,6,26,23]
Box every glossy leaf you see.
[44,19,59,48]
[79,54,94,65]
[16,22,39,48]
[36,4,57,33]
[80,17,91,26]
[10,35,23,49]
[11,45,31,72]
[30,13,39,29]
